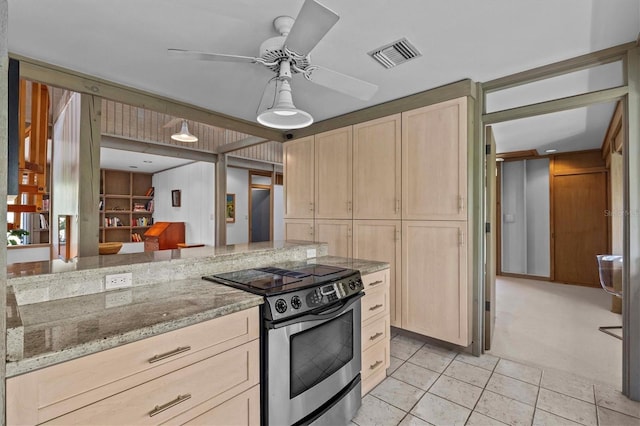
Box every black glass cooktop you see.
[202,264,352,296]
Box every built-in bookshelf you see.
[99,169,154,243]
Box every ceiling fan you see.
[168,0,378,130]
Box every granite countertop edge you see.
[6,256,388,377]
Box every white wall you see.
[7,246,50,264]
[274,184,284,241]
[226,167,249,245]
[152,162,215,246]
[525,158,550,276]
[501,158,550,277]
[502,161,527,274]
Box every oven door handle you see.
[268,292,363,329]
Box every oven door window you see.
[289,310,354,399]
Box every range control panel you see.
[266,272,363,321]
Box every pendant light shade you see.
[257,80,313,130]
[171,120,198,142]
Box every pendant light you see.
[171,120,198,142]
[257,62,313,130]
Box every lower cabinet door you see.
[361,337,390,396]
[401,221,470,346]
[45,340,259,425]
[183,385,260,426]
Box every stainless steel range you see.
[203,264,364,426]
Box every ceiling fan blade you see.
[305,66,378,101]
[284,0,339,57]
[168,48,258,64]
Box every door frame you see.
[248,169,274,242]
[478,43,640,399]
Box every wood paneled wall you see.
[100,99,282,164]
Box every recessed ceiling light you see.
[545,149,557,153]
[496,158,505,162]
[143,160,153,163]
[129,165,138,169]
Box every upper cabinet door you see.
[402,97,468,221]
[284,136,314,219]
[353,114,401,220]
[315,127,353,219]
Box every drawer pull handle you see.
[369,280,383,287]
[369,332,384,341]
[369,304,383,311]
[149,394,191,417]
[370,360,383,370]
[148,346,191,364]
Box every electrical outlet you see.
[306,249,316,259]
[105,272,133,290]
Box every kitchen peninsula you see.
[5,241,389,425]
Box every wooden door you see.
[315,219,352,258]
[353,115,401,219]
[484,127,497,350]
[284,219,314,242]
[283,137,314,219]
[353,220,402,326]
[315,127,353,219]
[402,221,470,346]
[401,97,467,221]
[553,172,608,286]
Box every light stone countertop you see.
[5,252,389,377]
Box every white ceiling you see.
[7,0,640,155]
[100,148,194,173]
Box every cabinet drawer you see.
[7,307,259,425]
[362,269,389,291]
[361,287,389,323]
[361,338,390,382]
[46,340,260,425]
[183,385,260,426]
[361,315,389,352]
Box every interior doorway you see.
[249,170,273,242]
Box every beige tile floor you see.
[352,331,640,426]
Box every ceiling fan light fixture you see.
[171,120,198,143]
[257,80,313,129]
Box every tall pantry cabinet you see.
[284,96,472,347]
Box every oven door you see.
[266,293,362,426]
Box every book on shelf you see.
[104,217,125,227]
[39,213,49,230]
[146,200,154,212]
[145,187,154,197]
[133,203,147,211]
[131,233,143,242]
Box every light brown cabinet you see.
[7,307,260,426]
[401,97,467,221]
[315,219,352,258]
[284,218,314,241]
[353,220,401,327]
[283,96,473,347]
[353,115,401,220]
[284,136,314,219]
[315,127,353,219]
[401,221,470,346]
[360,269,391,396]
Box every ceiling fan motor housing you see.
[258,16,310,73]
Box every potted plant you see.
[7,229,29,245]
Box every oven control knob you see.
[291,296,302,309]
[275,298,287,313]
[348,280,356,290]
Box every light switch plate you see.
[306,249,316,258]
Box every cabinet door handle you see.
[309,202,314,212]
[459,230,464,246]
[369,360,383,370]
[369,304,383,311]
[369,332,384,341]
[149,394,191,417]
[395,199,400,213]
[347,200,352,212]
[148,346,191,364]
[458,196,464,213]
[369,280,383,287]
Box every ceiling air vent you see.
[368,38,421,69]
